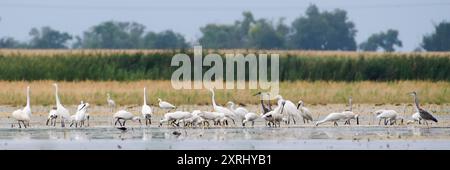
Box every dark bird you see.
[253,92,274,127]
[253,92,272,114]
[409,91,438,126]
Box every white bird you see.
[227,101,248,123]
[373,109,388,124]
[53,83,70,127]
[107,93,116,112]
[275,95,300,125]
[341,96,359,125]
[242,112,258,127]
[341,112,359,125]
[11,86,32,128]
[315,112,348,126]
[196,111,225,127]
[297,100,314,123]
[70,101,90,128]
[159,111,192,127]
[141,87,153,126]
[208,88,236,125]
[394,115,405,125]
[158,98,176,109]
[113,110,141,127]
[261,101,286,127]
[407,112,422,124]
[409,91,438,126]
[46,107,58,126]
[181,110,205,127]
[374,109,400,125]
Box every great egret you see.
[11,86,32,128]
[53,83,70,127]
[142,87,153,126]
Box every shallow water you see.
[1,104,450,149]
[0,126,449,150]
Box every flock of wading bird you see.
[10,84,439,130]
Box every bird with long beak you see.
[261,101,286,127]
[113,110,142,127]
[409,91,438,127]
[253,91,272,113]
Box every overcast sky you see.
[0,0,449,51]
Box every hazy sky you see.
[0,0,449,51]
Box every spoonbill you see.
[113,110,142,127]
[297,100,313,123]
[315,112,347,126]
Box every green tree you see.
[143,30,188,49]
[276,18,290,42]
[28,26,72,49]
[198,24,241,48]
[422,21,450,51]
[248,19,284,49]
[360,29,402,52]
[0,37,27,48]
[199,11,255,49]
[235,11,255,47]
[77,21,146,49]
[289,5,357,50]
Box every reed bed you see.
[1,50,449,81]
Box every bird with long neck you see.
[253,92,274,126]
[253,92,271,114]
[209,88,236,125]
[107,93,116,113]
[53,83,69,127]
[23,86,32,119]
[409,91,438,126]
[345,96,352,112]
[11,86,32,128]
[412,92,421,113]
[342,96,358,125]
[24,86,31,112]
[142,87,153,125]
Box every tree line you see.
[0,5,449,51]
